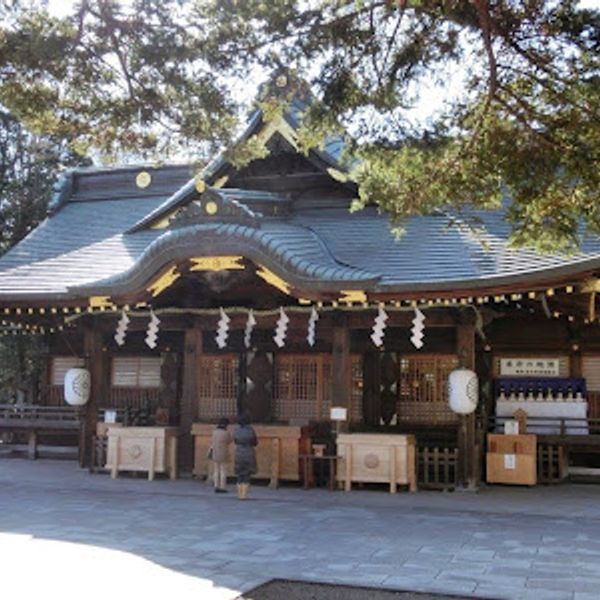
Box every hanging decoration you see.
[145,310,160,349]
[215,307,231,349]
[114,310,130,347]
[410,307,425,349]
[244,309,256,349]
[273,307,289,348]
[307,306,319,347]
[370,305,388,347]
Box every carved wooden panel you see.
[380,352,399,425]
[244,351,273,422]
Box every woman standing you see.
[210,418,232,493]
[233,413,258,500]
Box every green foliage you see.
[0,110,82,251]
[0,334,46,403]
[1,0,599,251]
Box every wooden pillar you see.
[180,325,202,472]
[83,324,107,468]
[332,318,352,430]
[363,352,381,427]
[159,351,180,421]
[456,322,478,489]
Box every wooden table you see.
[106,426,178,481]
[191,423,310,488]
[300,454,340,491]
[336,433,417,493]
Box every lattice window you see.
[397,354,459,424]
[197,354,239,420]
[274,354,363,422]
[112,356,162,388]
[51,356,84,386]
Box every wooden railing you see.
[418,446,458,490]
[485,415,600,437]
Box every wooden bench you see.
[0,404,83,461]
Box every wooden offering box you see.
[106,426,178,481]
[336,433,417,493]
[486,433,536,486]
[192,423,309,488]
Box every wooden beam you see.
[332,318,352,431]
[456,323,478,489]
[83,324,108,468]
[179,324,202,472]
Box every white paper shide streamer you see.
[273,307,289,348]
[114,310,130,347]
[244,309,256,349]
[410,307,426,349]
[307,306,319,347]
[215,307,231,349]
[370,306,388,347]
[145,310,160,349]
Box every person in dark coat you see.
[233,412,258,500]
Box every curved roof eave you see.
[69,223,380,299]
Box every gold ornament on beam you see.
[135,171,152,189]
[147,266,181,297]
[189,256,244,272]
[194,176,206,194]
[88,296,112,310]
[338,290,367,305]
[256,266,291,296]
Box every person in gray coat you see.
[210,418,232,493]
[233,412,258,500]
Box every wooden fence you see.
[418,446,458,490]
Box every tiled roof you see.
[293,208,600,292]
[2,185,600,302]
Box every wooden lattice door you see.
[397,354,459,425]
[197,354,239,420]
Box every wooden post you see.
[28,431,37,459]
[83,324,107,468]
[344,443,352,492]
[180,324,202,472]
[389,445,397,494]
[149,438,156,481]
[456,322,478,489]
[332,318,352,429]
[111,436,119,479]
[169,435,178,480]
[270,437,280,489]
[160,351,180,422]
[362,352,381,427]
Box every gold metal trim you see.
[189,256,245,272]
[147,266,180,297]
[256,266,291,295]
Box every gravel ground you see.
[239,580,474,600]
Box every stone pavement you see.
[2,460,600,600]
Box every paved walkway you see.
[2,460,600,600]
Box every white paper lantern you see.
[64,367,91,406]
[448,368,478,415]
